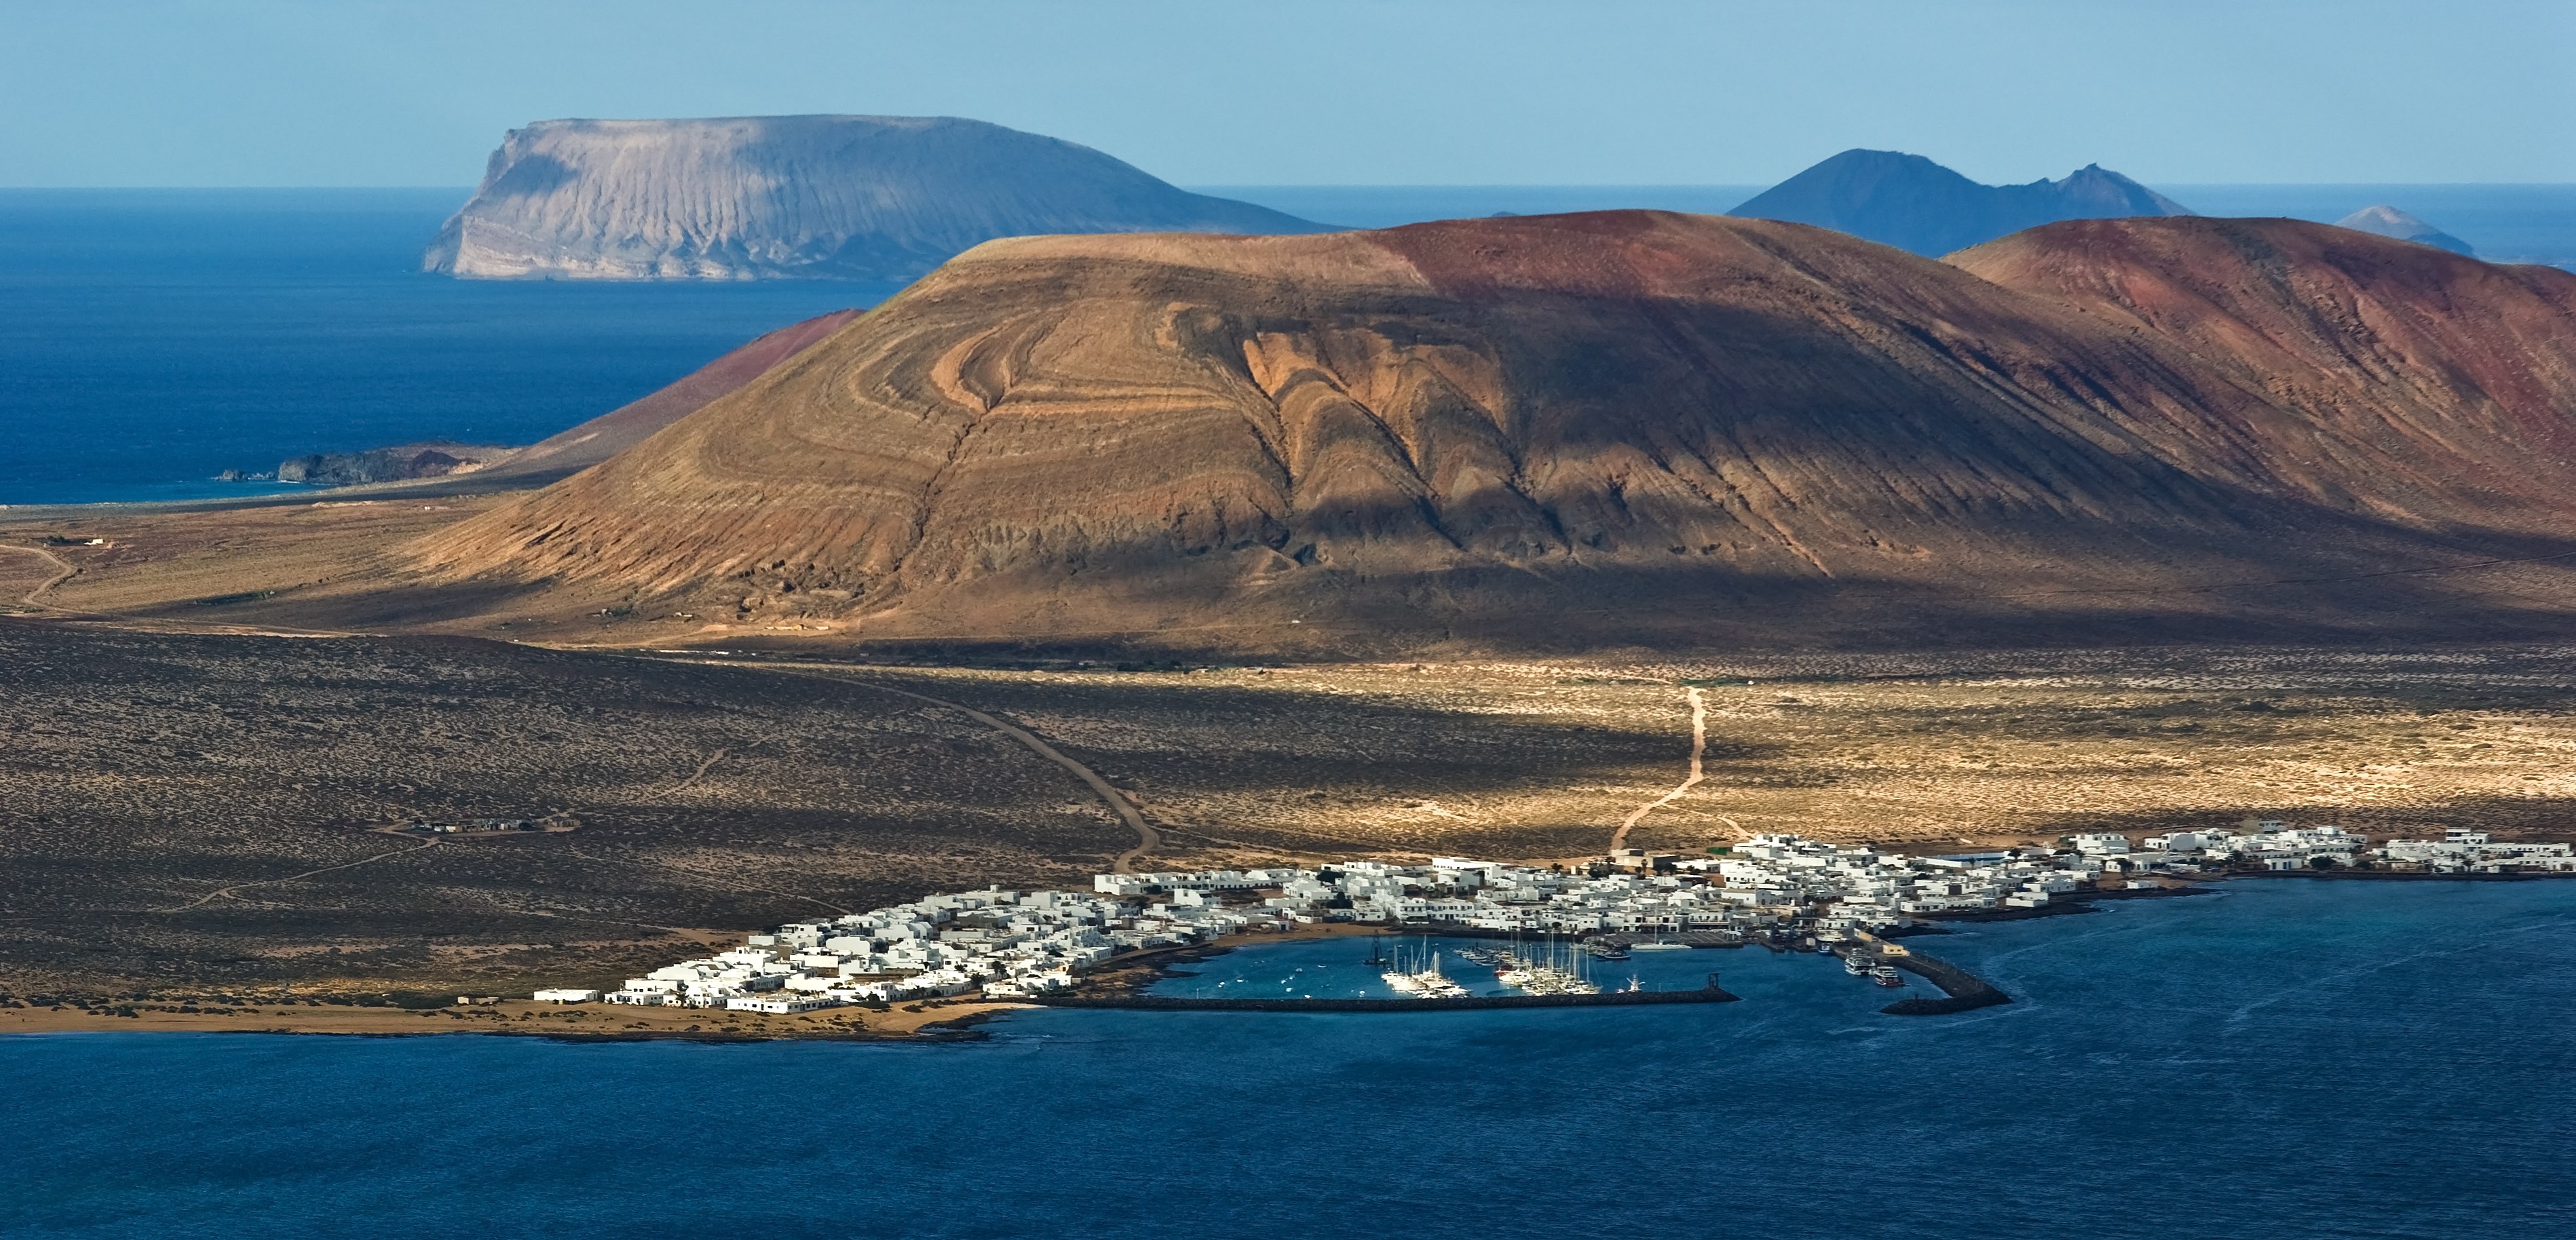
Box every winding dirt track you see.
[744,661,1162,873]
[153,838,442,913]
[1610,687,1707,853]
[2,544,77,610]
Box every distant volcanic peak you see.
[2039,163,2195,217]
[2335,204,2476,256]
[423,114,1327,282]
[1730,149,2193,257]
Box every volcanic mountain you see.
[406,211,2576,655]
[421,115,1326,281]
[1731,149,2193,256]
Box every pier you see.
[1878,950,2011,1015]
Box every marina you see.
[532,824,2573,1020]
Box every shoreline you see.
[0,996,1030,1043]
[9,873,2556,1041]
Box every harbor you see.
[530,823,2573,1024]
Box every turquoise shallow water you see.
[4,879,2570,1238]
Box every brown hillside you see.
[404,212,2576,655]
[1951,217,2576,527]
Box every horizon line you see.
[2,180,2574,193]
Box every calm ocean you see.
[3,879,2570,1239]
[3,185,2568,507]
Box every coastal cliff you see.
[421,115,1328,281]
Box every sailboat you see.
[1381,942,1468,999]
[1495,933,1599,995]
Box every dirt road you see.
[746,661,1162,873]
[1610,687,1707,853]
[1,543,77,611]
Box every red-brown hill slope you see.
[1951,217,2576,528]
[405,212,2576,654]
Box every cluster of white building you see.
[1101,839,2133,941]
[2375,828,2576,874]
[542,884,1299,1012]
[2096,820,2372,872]
[533,821,2572,1009]
[2085,819,2572,875]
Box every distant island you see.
[1730,149,2193,255]
[421,115,1329,281]
[2336,204,2475,256]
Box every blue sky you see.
[3,0,2568,187]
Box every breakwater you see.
[1880,950,2011,1015]
[1037,982,1739,1013]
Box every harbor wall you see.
[1880,950,2011,1016]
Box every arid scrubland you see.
[7,616,2573,1000]
[877,646,2576,861]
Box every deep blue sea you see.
[0,189,884,505]
[3,185,2567,507]
[5,879,2569,1239]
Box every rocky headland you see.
[269,441,517,486]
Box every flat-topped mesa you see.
[421,115,1328,281]
[405,210,2576,655]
